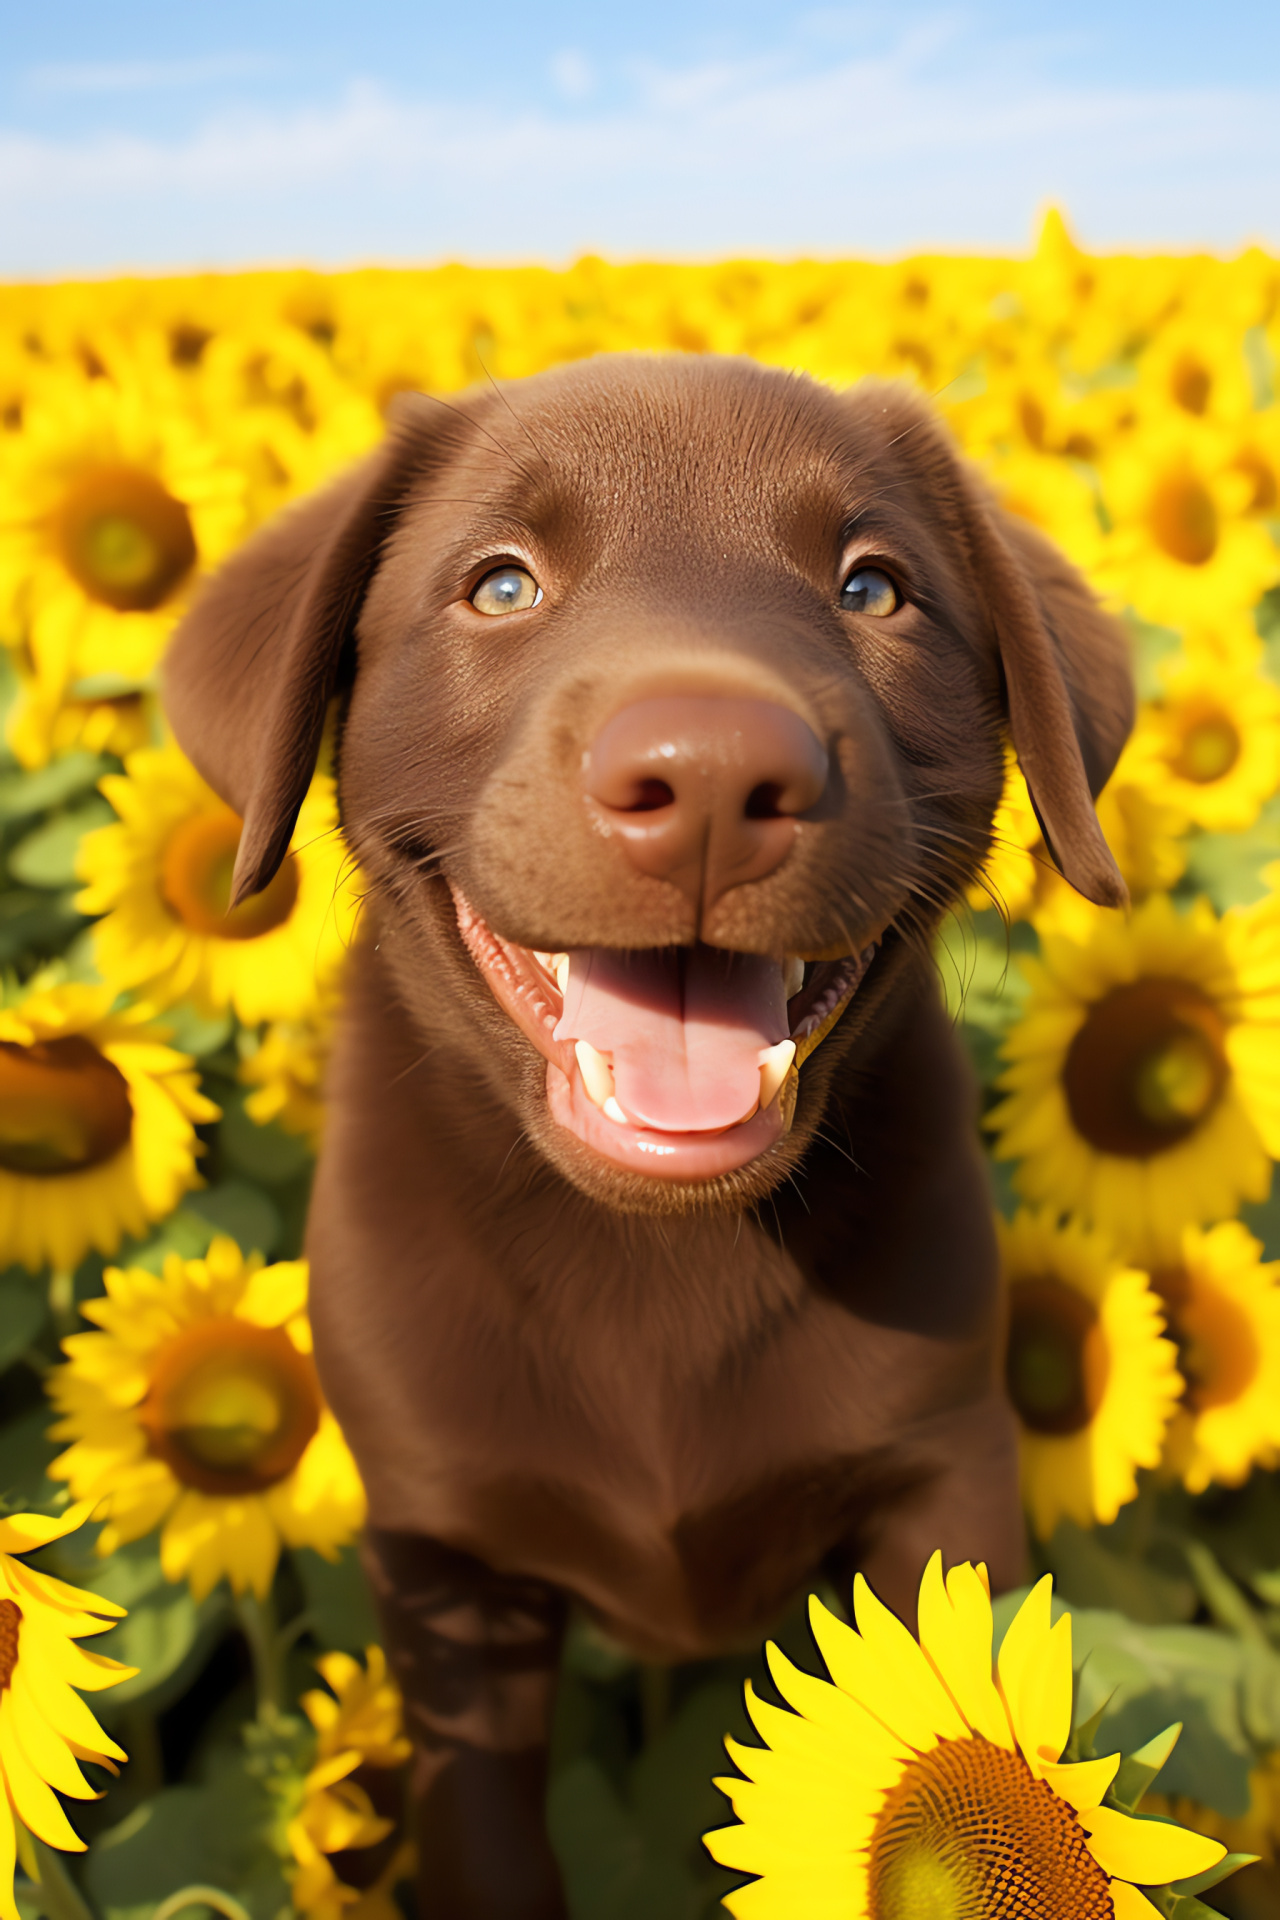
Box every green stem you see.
[1182,1539,1269,1647]
[29,1837,96,1920]
[233,1589,282,1716]
[47,1268,78,1343]
[150,1889,253,1920]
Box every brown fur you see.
[164,355,1132,1918]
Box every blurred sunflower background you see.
[2,218,1280,1919]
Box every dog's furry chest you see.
[305,964,1001,1655]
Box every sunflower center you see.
[1148,471,1218,566]
[0,1035,133,1176]
[0,1599,19,1690]
[1172,712,1241,784]
[1233,448,1277,514]
[869,1735,1113,1920]
[56,465,197,613]
[161,807,300,940]
[1170,354,1211,416]
[1151,1269,1259,1412]
[1063,977,1228,1157]
[139,1318,322,1496]
[1005,1276,1107,1435]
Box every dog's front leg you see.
[362,1529,569,1920]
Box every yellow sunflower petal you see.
[1109,1881,1163,1918]
[1040,1751,1122,1812]
[0,1706,85,1851]
[0,1796,16,1920]
[1082,1805,1227,1883]
[0,1506,95,1557]
[916,1552,1014,1749]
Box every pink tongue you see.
[554,947,789,1132]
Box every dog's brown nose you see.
[585,696,828,905]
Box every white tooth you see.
[533,951,554,970]
[603,1096,628,1124]
[554,953,571,992]
[759,1039,797,1110]
[575,1040,614,1109]
[782,956,805,999]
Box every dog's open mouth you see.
[453,887,877,1181]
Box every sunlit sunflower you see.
[988,450,1106,577]
[1132,317,1256,427]
[998,1209,1182,1537]
[0,356,245,712]
[197,323,382,521]
[76,743,360,1025]
[240,1008,334,1149]
[0,1503,137,1920]
[705,1553,1229,1919]
[47,1236,365,1600]
[989,890,1280,1260]
[5,669,154,772]
[289,1646,413,1920]
[0,976,216,1273]
[1130,644,1280,834]
[1095,420,1279,628]
[1150,1220,1280,1494]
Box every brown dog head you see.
[164,354,1131,1212]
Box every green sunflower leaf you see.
[0,751,111,822]
[1109,1722,1182,1810]
[1145,1895,1236,1920]
[7,795,114,887]
[0,1268,47,1373]
[1171,1851,1262,1898]
[185,1181,281,1260]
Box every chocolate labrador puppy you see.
[164,354,1131,1919]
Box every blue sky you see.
[2,2,1278,275]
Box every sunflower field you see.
[2,211,1280,1920]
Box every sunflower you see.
[5,669,154,773]
[705,1554,1230,1919]
[0,976,216,1273]
[289,1646,413,1920]
[1130,641,1280,834]
[989,891,1280,1260]
[46,1236,365,1600]
[240,1009,333,1149]
[0,1503,137,1920]
[1151,1220,1280,1494]
[76,743,360,1025]
[0,356,245,719]
[1094,419,1279,628]
[998,1209,1182,1538]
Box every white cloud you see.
[1,27,1277,272]
[549,49,595,101]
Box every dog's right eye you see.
[471,566,542,616]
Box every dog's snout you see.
[585,695,828,908]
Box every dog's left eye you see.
[839,566,898,616]
[471,565,543,616]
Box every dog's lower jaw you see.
[450,883,879,1186]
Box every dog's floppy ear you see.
[964,485,1132,908]
[163,393,440,905]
